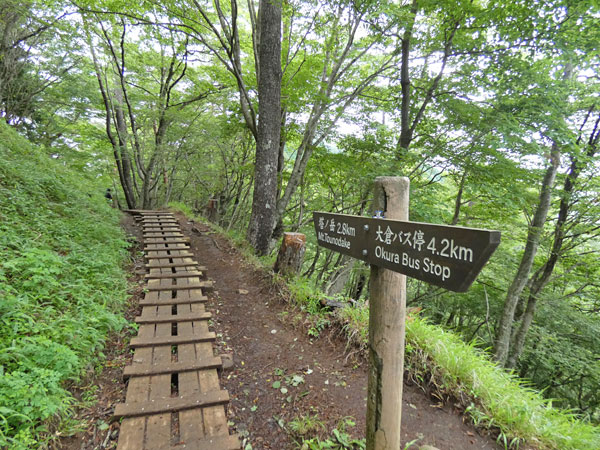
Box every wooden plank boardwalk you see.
[116,211,240,450]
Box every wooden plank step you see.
[123,356,222,378]
[143,229,181,233]
[113,390,229,418]
[145,253,195,260]
[145,262,200,269]
[145,271,205,280]
[124,209,172,214]
[170,434,241,450]
[142,219,179,226]
[143,233,185,238]
[141,216,177,219]
[143,246,191,253]
[144,246,190,252]
[144,245,187,249]
[130,332,216,348]
[139,296,207,306]
[144,238,190,244]
[144,245,189,250]
[142,223,179,227]
[134,312,211,324]
[144,245,191,252]
[147,281,213,291]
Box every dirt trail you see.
[179,215,501,450]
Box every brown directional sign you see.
[313,211,500,292]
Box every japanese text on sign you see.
[314,212,500,292]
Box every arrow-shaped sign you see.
[313,211,500,292]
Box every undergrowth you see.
[168,204,600,449]
[0,122,130,448]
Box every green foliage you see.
[295,417,365,450]
[286,277,333,338]
[406,317,600,450]
[0,121,129,447]
[289,414,325,436]
[336,303,369,351]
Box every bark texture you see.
[247,0,282,255]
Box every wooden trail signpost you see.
[313,177,500,450]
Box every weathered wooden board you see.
[147,281,213,291]
[134,312,211,323]
[144,253,196,260]
[114,390,230,418]
[145,271,205,280]
[313,211,500,292]
[123,357,222,378]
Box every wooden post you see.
[366,176,409,450]
[274,232,306,277]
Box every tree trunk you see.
[247,0,282,255]
[506,111,600,367]
[325,256,354,296]
[451,171,467,225]
[493,144,560,365]
[113,88,137,209]
[397,0,418,153]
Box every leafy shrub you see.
[0,122,130,447]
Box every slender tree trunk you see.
[506,112,600,367]
[397,0,418,153]
[113,88,137,208]
[302,246,321,279]
[493,144,560,365]
[325,256,353,296]
[247,0,282,255]
[451,171,467,225]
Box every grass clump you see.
[406,317,600,449]
[0,122,130,448]
[333,301,600,448]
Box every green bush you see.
[0,122,130,448]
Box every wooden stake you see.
[366,176,409,450]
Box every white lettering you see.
[375,245,400,264]
[318,232,351,249]
[423,257,451,281]
[401,252,420,270]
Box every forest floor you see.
[58,212,503,450]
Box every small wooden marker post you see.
[312,176,500,450]
[367,177,408,449]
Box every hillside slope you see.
[0,122,130,448]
